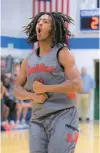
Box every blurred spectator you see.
[1,75,10,130]
[78,67,96,121]
[13,63,31,128]
[2,73,22,127]
[1,58,31,130]
[0,58,6,73]
[5,55,14,73]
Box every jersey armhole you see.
[57,47,65,71]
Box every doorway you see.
[94,59,99,120]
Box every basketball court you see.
[1,121,99,153]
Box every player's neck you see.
[39,39,52,55]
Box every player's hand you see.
[30,93,48,104]
[33,81,46,94]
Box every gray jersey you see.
[26,43,76,119]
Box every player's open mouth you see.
[38,28,41,34]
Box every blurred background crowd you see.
[0,56,32,131]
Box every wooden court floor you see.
[1,121,99,153]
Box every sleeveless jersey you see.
[26,43,76,119]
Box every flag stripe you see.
[46,1,50,12]
[44,0,46,12]
[63,0,67,14]
[67,0,69,28]
[61,0,64,13]
[33,0,35,17]
[58,0,61,12]
[67,0,69,16]
[38,0,40,13]
[36,1,38,15]
[40,1,44,12]
[52,0,55,12]
[55,0,58,12]
[50,1,52,12]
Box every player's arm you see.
[33,48,83,94]
[13,58,34,100]
[13,58,48,102]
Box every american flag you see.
[33,0,69,17]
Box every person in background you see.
[2,73,22,128]
[78,67,96,121]
[0,58,6,73]
[13,63,31,127]
[0,75,10,131]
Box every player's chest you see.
[26,54,58,76]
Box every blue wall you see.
[1,36,99,49]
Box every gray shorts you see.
[29,107,79,153]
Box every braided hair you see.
[24,12,74,48]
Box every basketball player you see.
[14,12,83,153]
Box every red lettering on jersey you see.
[27,64,54,76]
[67,93,76,99]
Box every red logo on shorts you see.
[67,132,79,142]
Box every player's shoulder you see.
[22,48,37,66]
[55,43,67,49]
[58,45,75,66]
[59,45,74,59]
